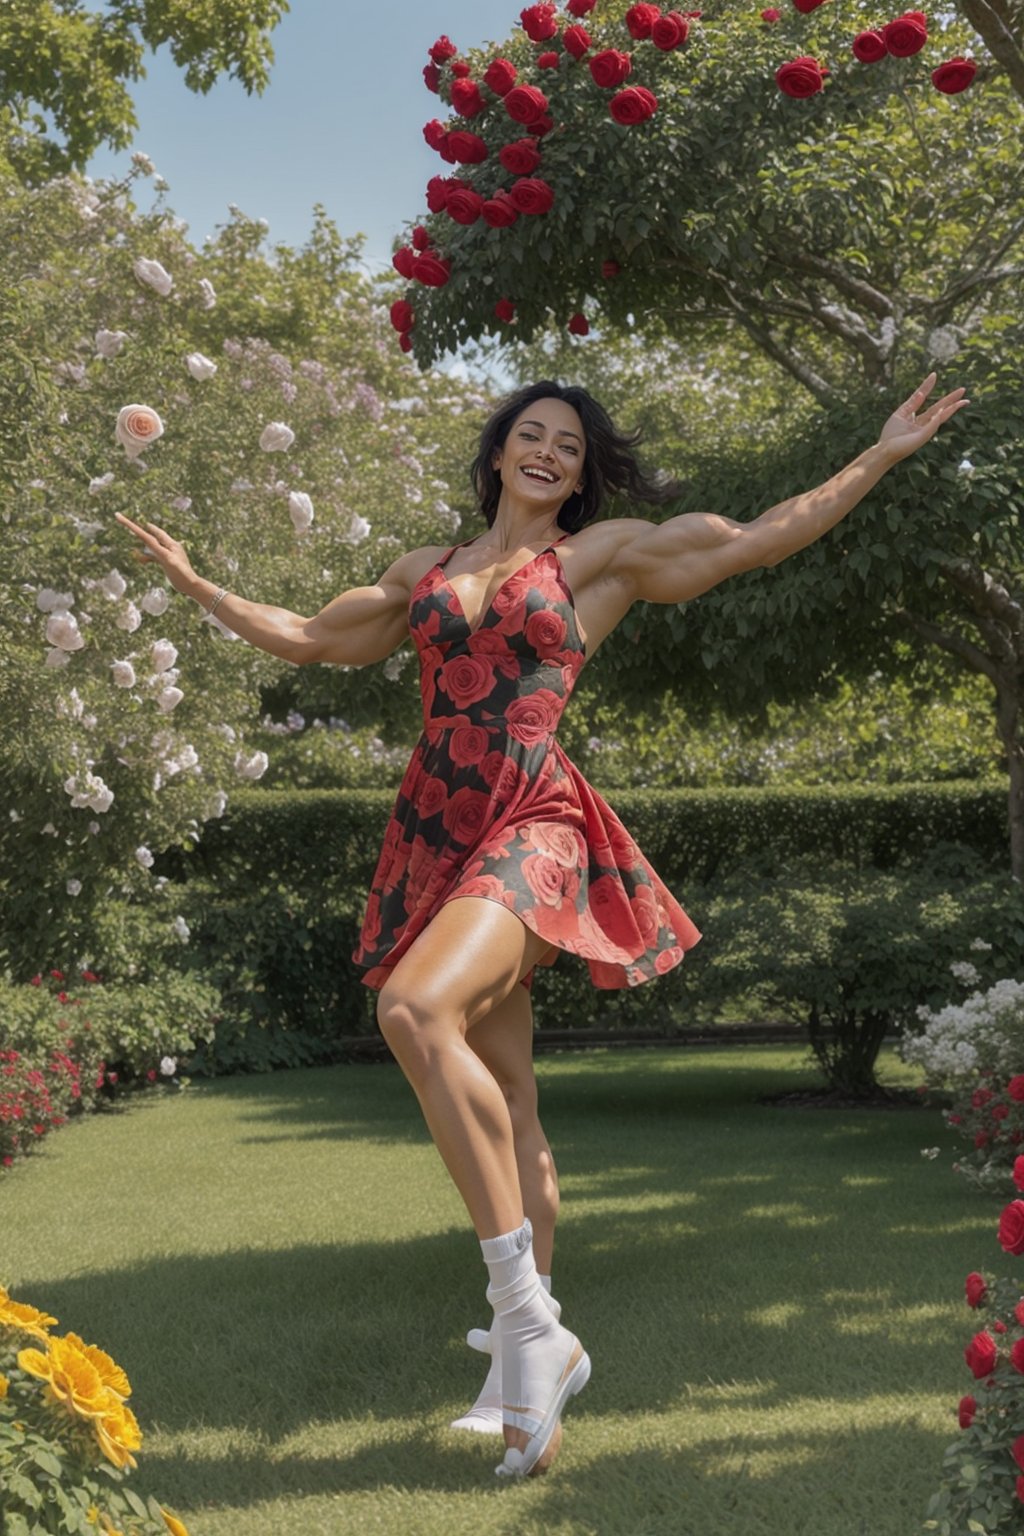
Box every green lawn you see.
[0,1046,998,1536]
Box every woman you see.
[116,371,966,1479]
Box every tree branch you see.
[767,247,894,319]
[707,276,836,405]
[893,605,1003,683]
[959,0,1024,102]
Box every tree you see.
[0,0,289,179]
[392,1,1024,875]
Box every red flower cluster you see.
[776,55,829,97]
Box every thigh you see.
[380,896,552,1032]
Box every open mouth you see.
[521,466,558,484]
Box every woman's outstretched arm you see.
[114,511,424,666]
[612,372,968,606]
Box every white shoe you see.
[495,1325,591,1479]
[450,1291,561,1435]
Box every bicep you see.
[620,513,764,604]
[300,575,410,666]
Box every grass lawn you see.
[0,1045,999,1536]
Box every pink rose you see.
[526,822,581,868]
[523,852,578,907]
[115,403,164,459]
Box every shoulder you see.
[378,541,454,597]
[559,517,655,586]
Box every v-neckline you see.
[436,537,566,637]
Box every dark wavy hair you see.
[469,380,680,534]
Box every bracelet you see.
[204,586,228,618]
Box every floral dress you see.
[353,534,701,991]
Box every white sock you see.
[479,1219,575,1430]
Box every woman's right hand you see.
[114,512,198,597]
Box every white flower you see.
[259,422,295,453]
[185,352,217,381]
[345,514,371,545]
[288,491,314,532]
[197,278,217,310]
[140,587,170,616]
[157,685,184,713]
[45,648,71,668]
[95,329,128,359]
[172,915,190,942]
[958,458,975,476]
[99,569,127,600]
[204,790,228,819]
[177,744,199,771]
[950,960,982,986]
[115,403,164,459]
[46,611,85,651]
[66,878,82,896]
[64,772,113,813]
[41,823,57,835]
[927,327,959,363]
[135,846,155,868]
[919,1147,941,1160]
[234,749,269,781]
[88,473,115,495]
[131,152,156,176]
[151,639,178,672]
[133,257,173,296]
[111,660,136,688]
[116,602,142,633]
[971,938,994,953]
[37,588,74,613]
[159,1055,177,1076]
[55,360,86,386]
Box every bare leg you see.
[468,986,559,1275]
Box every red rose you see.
[499,143,542,180]
[494,296,516,321]
[482,193,519,228]
[932,56,977,93]
[508,176,555,215]
[567,0,596,12]
[451,78,486,118]
[527,113,555,137]
[1009,1077,1024,1102]
[399,333,413,354]
[1013,1337,1024,1373]
[852,29,888,60]
[775,56,827,97]
[975,1131,990,1148]
[958,1394,977,1428]
[563,24,591,57]
[525,609,568,654]
[1000,1201,1024,1255]
[392,245,417,278]
[452,873,508,903]
[996,1320,1008,1333]
[601,258,621,277]
[505,84,549,123]
[964,1331,998,1378]
[443,786,492,845]
[526,822,581,868]
[1015,1299,1024,1326]
[429,35,458,65]
[625,3,662,39]
[445,187,485,225]
[484,57,518,95]
[447,130,488,163]
[439,654,496,707]
[793,0,828,11]
[568,311,590,335]
[521,3,558,42]
[994,1103,1011,1120]
[630,884,662,947]
[965,1272,988,1308]
[522,852,573,907]
[389,300,414,333]
[655,946,684,974]
[449,725,491,767]
[451,60,471,78]
[761,7,782,18]
[610,85,658,124]
[504,690,562,744]
[590,49,633,87]
[425,175,455,213]
[479,750,525,797]
[1018,1476,1024,1505]
[1013,1157,1024,1192]
[883,10,928,56]
[423,118,448,151]
[412,252,451,286]
[423,62,441,93]
[416,775,449,818]
[974,1087,995,1107]
[538,50,560,68]
[652,12,690,48]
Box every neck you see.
[483,499,563,554]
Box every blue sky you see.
[87,0,518,273]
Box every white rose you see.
[115,403,164,460]
[259,422,295,453]
[151,639,178,672]
[88,473,115,495]
[132,152,156,176]
[141,587,170,616]
[177,744,198,770]
[46,611,85,651]
[87,781,114,814]
[197,278,216,310]
[157,685,184,713]
[37,588,74,613]
[185,352,218,381]
[234,749,269,781]
[111,660,136,688]
[133,257,173,296]
[135,846,155,868]
[288,491,314,532]
[99,569,127,600]
[95,329,128,359]
[45,648,71,668]
[345,514,371,545]
[66,878,82,896]
[204,790,228,819]
[159,1056,178,1076]
[116,602,142,633]
[172,915,190,942]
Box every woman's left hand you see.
[877,372,969,462]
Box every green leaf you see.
[31,1446,62,1477]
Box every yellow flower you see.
[0,1372,8,1399]
[86,1509,100,1527]
[99,1519,125,1536]
[64,1332,132,1400]
[0,1287,58,1342]
[160,1510,191,1536]
[93,1395,142,1470]
[17,1335,109,1420]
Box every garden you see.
[2,0,1024,1531]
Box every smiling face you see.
[493,397,586,511]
